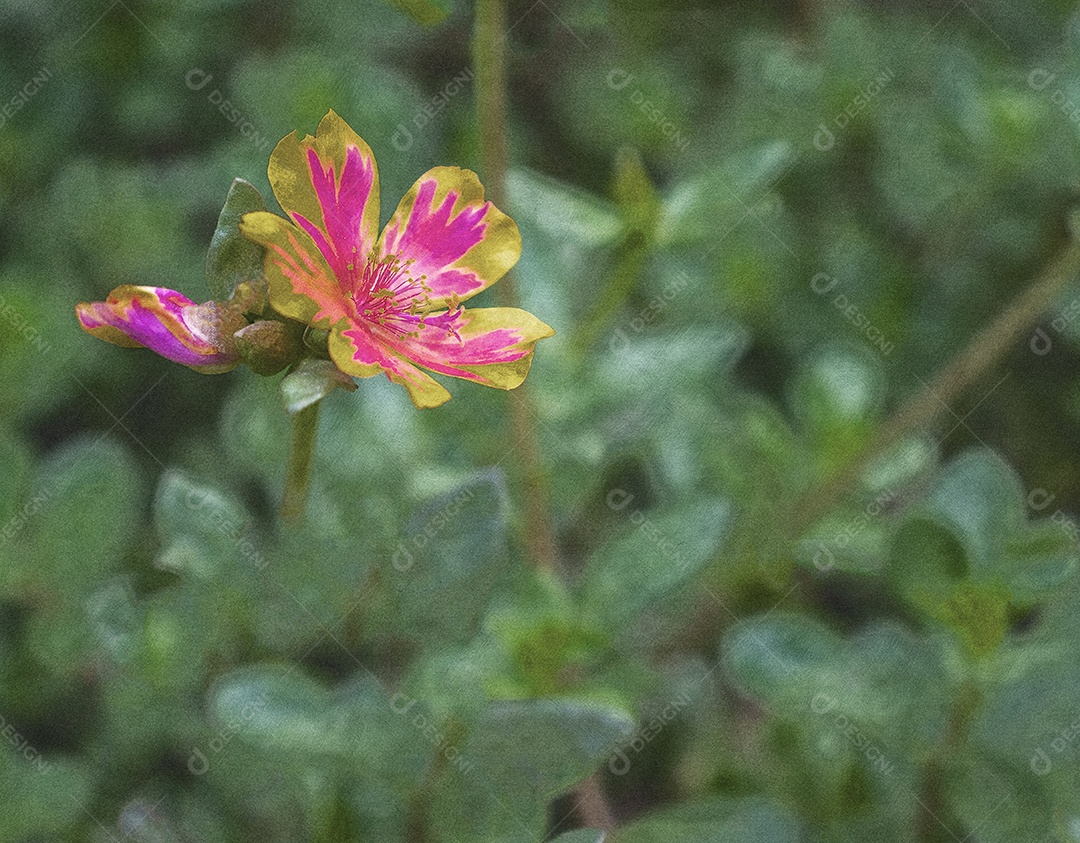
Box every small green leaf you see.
[280,359,357,415]
[551,831,606,843]
[205,178,269,301]
[935,582,1010,658]
[724,613,839,709]
[1000,520,1078,601]
[923,449,1024,573]
[388,0,450,25]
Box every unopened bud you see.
[303,327,330,355]
[234,319,304,375]
[187,302,248,359]
[229,279,269,318]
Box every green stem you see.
[281,401,320,524]
[473,0,559,572]
[473,0,509,208]
[790,231,1080,536]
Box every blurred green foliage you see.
[5,0,1080,840]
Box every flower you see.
[76,286,245,374]
[239,110,553,408]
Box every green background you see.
[3,0,1080,840]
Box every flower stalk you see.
[281,400,320,523]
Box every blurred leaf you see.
[614,796,801,843]
[724,615,947,753]
[153,469,259,580]
[1001,520,1078,602]
[209,664,342,758]
[432,699,633,843]
[388,0,450,25]
[580,498,731,634]
[280,359,357,415]
[552,831,605,843]
[28,436,141,595]
[377,470,513,645]
[205,177,268,301]
[508,169,624,247]
[944,754,1053,843]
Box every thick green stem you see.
[281,401,320,524]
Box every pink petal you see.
[76,286,241,373]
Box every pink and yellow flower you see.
[239,110,553,408]
[75,286,244,374]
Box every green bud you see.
[303,327,331,356]
[234,320,304,376]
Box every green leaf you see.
[29,436,141,596]
[388,0,450,26]
[551,831,605,843]
[944,754,1052,843]
[934,581,1010,658]
[205,177,269,301]
[923,449,1024,573]
[724,616,947,752]
[787,347,882,465]
[432,699,633,843]
[1001,519,1078,601]
[579,498,731,633]
[208,664,343,758]
[508,168,624,247]
[280,359,357,415]
[615,796,801,843]
[153,470,262,580]
[378,470,513,645]
[0,752,93,839]
[724,613,839,710]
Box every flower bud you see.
[234,319,304,375]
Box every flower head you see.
[76,285,245,374]
[239,110,553,408]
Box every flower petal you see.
[239,210,349,328]
[379,167,521,309]
[342,306,553,402]
[392,306,553,388]
[328,325,451,409]
[267,110,380,284]
[75,286,242,373]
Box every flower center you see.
[344,250,461,341]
